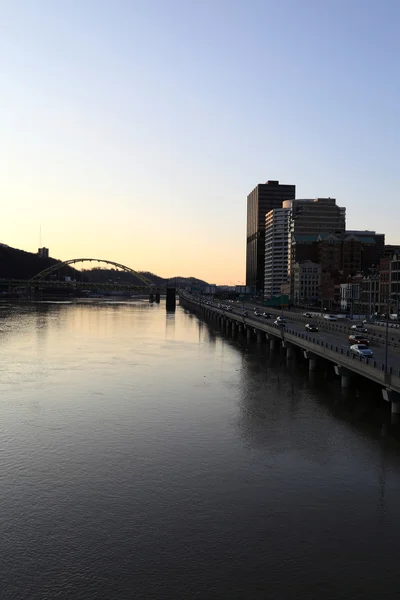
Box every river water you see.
[1,299,400,599]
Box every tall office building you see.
[282,198,346,276]
[264,208,290,298]
[246,180,295,293]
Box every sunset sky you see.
[1,0,399,284]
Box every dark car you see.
[263,312,272,318]
[305,323,319,332]
[350,325,368,333]
[348,334,369,345]
[274,319,286,328]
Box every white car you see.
[324,314,337,321]
[350,344,373,358]
[303,312,313,318]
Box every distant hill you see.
[82,268,209,288]
[0,244,209,287]
[0,244,81,280]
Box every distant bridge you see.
[1,258,167,296]
[29,258,156,288]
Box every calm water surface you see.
[1,299,400,599]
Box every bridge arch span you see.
[29,258,155,288]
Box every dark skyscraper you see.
[246,180,296,292]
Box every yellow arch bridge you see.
[3,258,171,296]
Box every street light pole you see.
[384,291,391,375]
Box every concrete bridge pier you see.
[256,330,263,344]
[269,337,276,351]
[246,327,252,341]
[304,350,317,372]
[155,292,160,303]
[334,365,352,387]
[166,288,176,311]
[382,389,400,416]
[231,321,236,335]
[282,341,294,359]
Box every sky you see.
[1,0,399,284]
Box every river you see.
[1,299,400,599]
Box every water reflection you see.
[1,300,400,599]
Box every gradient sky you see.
[1,0,399,284]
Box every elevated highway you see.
[179,292,400,413]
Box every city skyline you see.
[1,1,399,284]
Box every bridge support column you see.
[231,321,236,335]
[334,365,352,387]
[382,389,400,415]
[282,341,293,359]
[166,288,176,311]
[155,292,160,303]
[246,327,252,341]
[304,351,317,372]
[269,337,276,351]
[256,330,263,344]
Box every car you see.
[348,334,369,345]
[350,344,374,358]
[324,314,337,321]
[263,312,272,318]
[350,325,368,333]
[276,316,285,321]
[254,310,262,316]
[242,311,248,317]
[303,312,313,318]
[274,319,286,327]
[305,323,319,332]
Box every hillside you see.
[82,268,208,287]
[0,244,81,279]
[0,244,208,287]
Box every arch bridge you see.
[29,258,156,289]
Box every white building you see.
[264,208,290,298]
[340,282,360,311]
[293,261,321,304]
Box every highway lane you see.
[203,301,400,371]
[241,300,400,342]
[228,300,400,348]
[247,312,400,371]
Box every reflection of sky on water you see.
[1,299,400,599]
